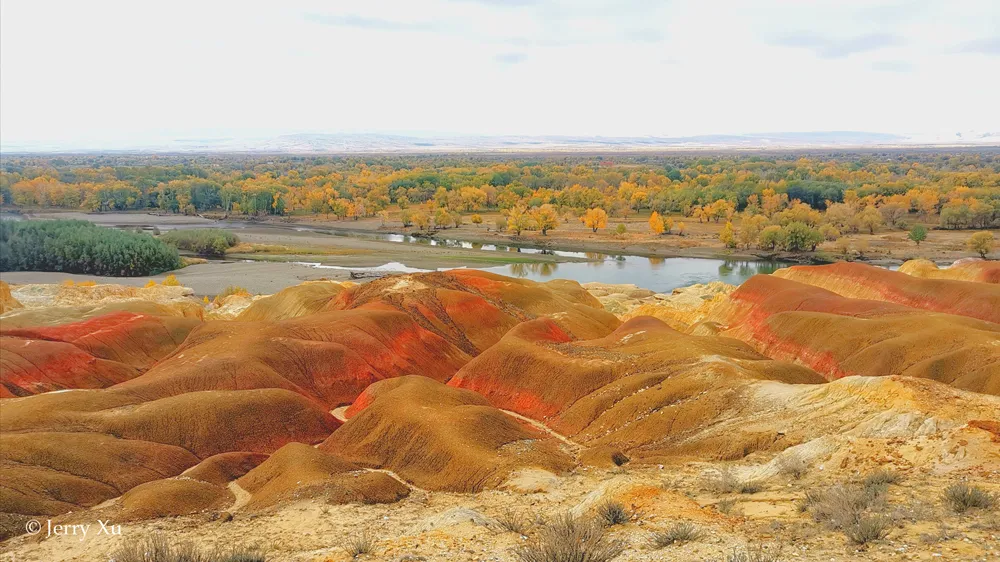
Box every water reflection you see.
[508,262,560,277]
[486,257,787,294]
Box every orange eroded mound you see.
[0,431,199,516]
[0,387,338,516]
[774,261,1000,323]
[0,312,200,397]
[899,258,1000,283]
[717,275,1000,394]
[113,308,470,408]
[182,452,270,486]
[321,376,575,492]
[115,478,234,521]
[235,442,409,510]
[326,270,619,355]
[450,316,825,462]
[235,281,348,322]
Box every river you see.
[4,212,792,293]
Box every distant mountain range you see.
[3,131,999,154]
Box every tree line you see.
[2,152,998,235]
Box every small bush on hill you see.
[0,219,181,276]
[944,483,996,513]
[110,535,265,562]
[516,514,623,562]
[161,229,240,257]
[650,522,701,548]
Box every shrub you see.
[495,508,530,535]
[0,219,181,276]
[781,221,823,252]
[805,483,886,529]
[777,454,808,480]
[161,274,180,286]
[726,543,781,562]
[715,469,765,494]
[596,501,631,526]
[345,530,375,558]
[716,498,737,515]
[844,514,892,545]
[516,514,624,562]
[161,229,240,257]
[110,535,265,562]
[650,522,701,548]
[213,285,251,305]
[863,470,900,489]
[944,483,996,513]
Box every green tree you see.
[967,231,995,258]
[908,224,927,246]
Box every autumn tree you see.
[506,204,532,236]
[470,214,483,227]
[648,211,665,235]
[856,205,884,234]
[412,211,429,230]
[719,221,736,248]
[434,207,451,229]
[582,208,608,233]
[758,225,784,250]
[531,204,559,235]
[968,231,995,258]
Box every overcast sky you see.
[2,0,998,146]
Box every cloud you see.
[872,60,914,72]
[304,13,440,32]
[773,32,902,58]
[955,36,1000,55]
[495,52,528,64]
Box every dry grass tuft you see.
[596,501,631,526]
[650,522,701,548]
[726,543,781,562]
[777,454,808,480]
[944,483,996,514]
[345,530,376,558]
[110,535,265,562]
[715,469,765,494]
[516,514,624,562]
[844,514,892,545]
[495,508,531,535]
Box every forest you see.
[0,220,181,276]
[1,151,998,254]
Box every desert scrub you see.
[714,469,765,494]
[777,453,808,480]
[863,469,900,488]
[844,514,892,545]
[516,514,623,562]
[161,228,239,257]
[650,522,701,548]
[110,535,265,562]
[345,530,376,558]
[943,483,996,513]
[804,483,886,529]
[726,543,781,562]
[495,508,531,535]
[596,500,631,526]
[0,219,181,276]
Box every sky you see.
[1,0,998,147]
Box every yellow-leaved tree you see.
[582,208,608,233]
[648,211,665,235]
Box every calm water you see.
[481,257,787,293]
